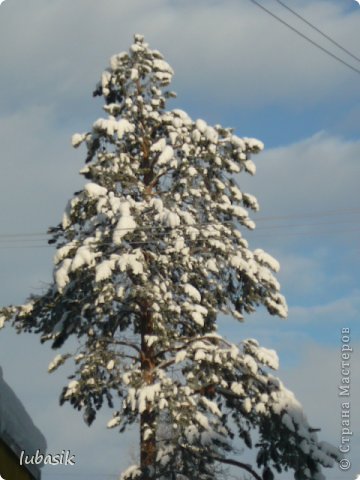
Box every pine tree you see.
[0,35,340,480]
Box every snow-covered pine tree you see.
[0,34,340,480]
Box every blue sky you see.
[0,0,359,479]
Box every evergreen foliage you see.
[0,35,340,480]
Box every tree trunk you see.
[140,308,157,479]
[140,407,157,478]
[140,130,157,479]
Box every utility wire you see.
[0,208,360,240]
[253,225,360,239]
[274,0,360,64]
[0,220,358,245]
[0,216,358,243]
[248,0,360,76]
[256,218,360,230]
[255,207,360,222]
[0,225,358,249]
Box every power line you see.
[0,221,358,246]
[253,225,360,239]
[255,218,360,230]
[0,225,358,249]
[274,0,360,64]
[248,0,360,76]
[0,208,359,241]
[255,208,360,222]
[0,216,358,242]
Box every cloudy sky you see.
[0,0,359,479]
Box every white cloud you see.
[244,132,360,218]
[0,105,85,305]
[219,284,360,376]
[280,342,360,479]
[0,0,359,115]
[0,105,83,231]
[262,245,359,308]
[162,0,360,106]
[275,252,326,296]
[290,290,360,325]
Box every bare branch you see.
[210,454,262,480]
[100,337,142,354]
[180,444,262,480]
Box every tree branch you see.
[101,338,142,354]
[180,444,262,480]
[209,454,262,480]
